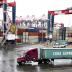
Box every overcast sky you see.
[0,0,72,27]
[15,0,72,27]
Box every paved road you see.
[0,44,72,72]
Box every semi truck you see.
[16,45,72,65]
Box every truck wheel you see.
[46,60,50,64]
[38,60,42,64]
[17,62,22,65]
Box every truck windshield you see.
[17,50,26,57]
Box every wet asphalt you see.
[0,44,72,72]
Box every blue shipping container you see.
[27,27,39,32]
[38,38,47,42]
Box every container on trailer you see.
[40,48,72,59]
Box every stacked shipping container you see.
[23,32,29,43]
[0,31,3,43]
[16,28,27,43]
[28,32,39,44]
[66,27,72,42]
[53,27,72,43]
[16,28,46,44]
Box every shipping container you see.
[27,28,39,32]
[23,32,29,43]
[40,48,72,59]
[17,29,27,35]
[23,32,28,36]
[16,35,23,43]
[0,32,3,36]
[16,38,22,43]
[28,32,39,36]
[29,38,39,43]
[38,38,47,42]
[18,35,23,38]
[38,32,46,38]
[29,36,38,39]
[17,46,72,65]
[66,37,72,42]
[23,38,29,43]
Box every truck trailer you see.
[17,46,72,65]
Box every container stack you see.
[38,32,46,42]
[16,28,27,43]
[66,27,72,42]
[23,32,29,43]
[26,27,39,32]
[0,31,3,43]
[16,27,47,44]
[27,28,39,44]
[53,29,60,40]
[0,31,3,37]
[28,32,39,44]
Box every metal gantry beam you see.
[0,0,16,45]
[47,9,72,36]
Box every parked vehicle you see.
[53,40,68,48]
[17,45,72,65]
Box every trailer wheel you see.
[38,60,42,64]
[51,59,54,61]
[17,62,22,65]
[42,59,50,64]
[46,59,50,64]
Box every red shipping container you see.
[16,39,22,43]
[17,29,27,35]
[28,32,39,36]
[0,32,3,36]
[38,33,45,38]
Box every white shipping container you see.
[23,32,29,43]
[23,35,29,39]
[23,38,29,43]
[29,36,38,39]
[23,32,28,36]
[29,38,38,43]
[23,32,29,42]
[66,37,72,42]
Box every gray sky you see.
[15,0,72,17]
[16,0,72,27]
[0,0,72,27]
